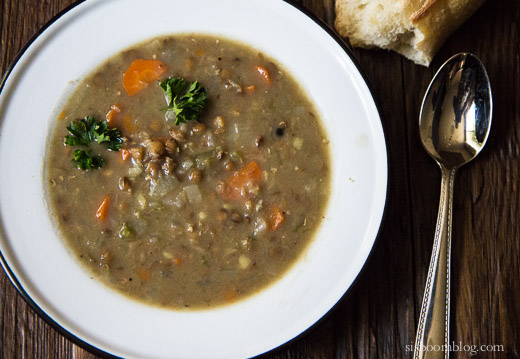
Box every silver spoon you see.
[414,53,492,359]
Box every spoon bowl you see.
[419,53,492,169]
[414,53,492,359]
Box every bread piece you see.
[334,0,486,66]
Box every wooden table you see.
[1,0,518,358]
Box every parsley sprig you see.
[64,116,123,170]
[65,116,123,151]
[159,77,207,125]
[72,149,105,170]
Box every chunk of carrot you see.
[221,161,261,200]
[255,66,272,85]
[122,113,138,134]
[105,104,122,125]
[57,110,66,121]
[95,195,110,220]
[172,258,182,266]
[121,149,130,161]
[269,206,285,231]
[185,57,195,72]
[123,59,167,96]
[111,104,122,112]
[223,289,237,301]
[137,267,150,281]
[106,109,117,125]
[243,85,255,93]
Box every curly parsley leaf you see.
[160,77,186,106]
[93,121,124,151]
[64,116,96,147]
[64,116,123,151]
[64,116,123,170]
[72,149,105,170]
[159,77,207,126]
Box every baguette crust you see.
[411,0,437,21]
[334,0,485,66]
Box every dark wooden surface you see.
[1,0,519,358]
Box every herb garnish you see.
[65,116,123,151]
[64,116,123,170]
[72,149,105,170]
[159,77,207,126]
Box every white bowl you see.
[0,0,387,358]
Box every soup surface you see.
[45,34,330,309]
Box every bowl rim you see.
[0,0,389,358]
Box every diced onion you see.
[254,217,267,236]
[255,200,263,212]
[195,152,213,169]
[128,166,143,179]
[144,39,161,51]
[136,193,147,209]
[131,218,148,236]
[232,122,252,140]
[178,123,188,132]
[162,196,177,207]
[173,191,187,208]
[150,177,176,197]
[181,158,194,170]
[148,179,158,196]
[205,133,215,147]
[293,138,303,150]
[238,255,251,269]
[165,110,177,122]
[183,185,202,204]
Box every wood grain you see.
[1,1,518,358]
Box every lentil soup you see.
[45,34,330,309]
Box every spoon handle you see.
[414,164,456,359]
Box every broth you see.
[45,34,330,309]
